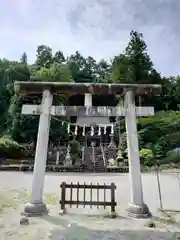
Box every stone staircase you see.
[83,146,106,172]
[93,147,106,172]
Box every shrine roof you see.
[14,78,161,96]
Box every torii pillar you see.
[124,89,150,218]
[14,80,161,217]
[24,89,53,216]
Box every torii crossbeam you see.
[14,80,161,218]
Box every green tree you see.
[96,59,110,83]
[50,63,73,82]
[125,30,153,83]
[111,31,154,84]
[36,45,53,68]
[5,63,31,141]
[53,51,65,63]
[35,62,73,82]
[67,51,97,83]
[111,54,128,82]
[1,30,180,165]
[20,52,28,65]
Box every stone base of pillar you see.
[127,203,151,219]
[22,202,48,217]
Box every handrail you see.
[81,146,85,164]
[100,143,106,167]
[91,142,96,170]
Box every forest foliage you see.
[1,30,180,165]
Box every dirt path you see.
[0,172,180,239]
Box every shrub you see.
[68,139,81,155]
[138,111,180,152]
[166,148,180,163]
[0,135,23,158]
[139,148,154,166]
[107,158,116,166]
[118,132,127,152]
[116,150,124,162]
[123,148,128,159]
[153,143,165,159]
[0,135,22,151]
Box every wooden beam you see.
[15,81,161,96]
[22,105,154,117]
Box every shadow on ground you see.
[41,214,69,227]
[40,213,180,240]
[50,225,180,240]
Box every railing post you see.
[111,183,116,218]
[60,182,66,212]
[90,182,93,209]
[77,182,80,208]
[97,183,99,209]
[83,182,86,208]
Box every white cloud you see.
[0,0,179,76]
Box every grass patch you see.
[0,189,32,214]
[154,212,179,227]
[156,217,177,226]
[0,195,17,213]
[13,189,31,202]
[45,194,59,205]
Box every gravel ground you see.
[0,171,180,239]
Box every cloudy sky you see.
[0,0,179,76]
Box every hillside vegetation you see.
[0,30,180,166]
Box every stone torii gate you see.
[14,80,161,218]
